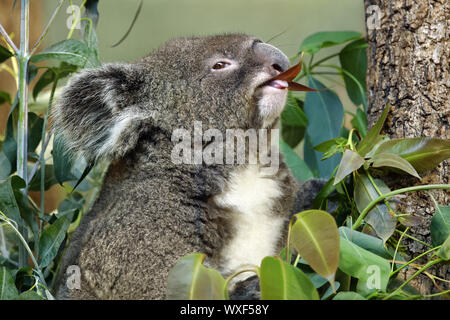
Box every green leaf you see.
[313,137,347,160]
[357,105,390,156]
[30,39,99,68]
[304,76,344,178]
[0,176,25,224]
[0,152,12,179]
[339,39,368,108]
[312,177,336,209]
[339,235,390,293]
[0,267,19,300]
[281,95,307,148]
[280,140,314,183]
[0,45,13,63]
[0,91,12,105]
[354,174,396,243]
[300,31,361,54]
[32,69,56,101]
[372,138,450,173]
[38,215,73,268]
[430,205,450,247]
[167,253,227,300]
[27,112,44,153]
[290,210,340,287]
[334,149,365,185]
[351,109,367,137]
[333,291,366,300]
[52,134,78,184]
[370,153,421,179]
[438,236,450,260]
[260,256,319,300]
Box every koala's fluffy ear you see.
[52,63,153,163]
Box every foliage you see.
[0,3,449,301]
[0,0,105,300]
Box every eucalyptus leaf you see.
[0,152,12,179]
[430,204,450,247]
[372,137,450,173]
[300,31,361,54]
[304,76,343,178]
[334,149,365,185]
[290,210,340,287]
[354,174,396,243]
[0,176,24,224]
[260,256,319,300]
[371,152,421,179]
[39,214,73,268]
[339,235,390,293]
[339,39,367,108]
[0,267,19,300]
[12,290,45,300]
[30,39,99,68]
[357,105,390,157]
[281,95,307,148]
[167,253,227,300]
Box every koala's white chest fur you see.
[213,165,285,276]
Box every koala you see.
[52,33,322,300]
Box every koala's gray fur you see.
[52,34,323,300]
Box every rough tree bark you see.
[364,0,449,296]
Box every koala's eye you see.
[212,61,231,70]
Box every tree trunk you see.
[364,0,449,296]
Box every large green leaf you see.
[38,214,73,268]
[370,153,420,179]
[28,164,58,191]
[0,176,25,224]
[334,149,365,185]
[304,76,343,178]
[281,95,307,148]
[430,205,450,247]
[12,291,45,300]
[357,105,390,156]
[339,227,399,260]
[0,267,18,300]
[354,174,396,243]
[339,235,390,293]
[259,256,319,300]
[300,31,361,54]
[30,39,100,68]
[339,39,367,108]
[280,140,313,183]
[372,138,450,173]
[290,210,340,287]
[167,253,227,300]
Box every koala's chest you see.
[212,165,286,275]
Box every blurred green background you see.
[43,0,365,63]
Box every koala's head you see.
[52,33,290,163]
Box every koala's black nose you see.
[253,42,290,73]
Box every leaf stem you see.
[384,258,444,300]
[390,245,441,277]
[353,184,450,230]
